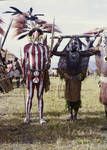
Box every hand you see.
[94,47,101,56]
[58,36,63,44]
[45,63,50,70]
[52,37,63,52]
[94,47,100,51]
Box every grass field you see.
[0,75,107,150]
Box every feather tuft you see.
[0,27,4,35]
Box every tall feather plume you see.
[5,6,61,40]
[12,14,29,38]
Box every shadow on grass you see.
[0,110,106,144]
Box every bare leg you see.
[73,108,79,121]
[70,108,73,120]
[67,101,73,121]
[104,105,107,118]
[67,108,73,121]
[73,100,81,121]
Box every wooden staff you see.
[52,34,95,39]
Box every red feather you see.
[0,18,4,35]
[0,18,4,24]
[13,14,26,22]
[13,28,28,37]
[36,19,47,25]
[0,27,4,35]
[12,22,25,29]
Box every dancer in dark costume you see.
[52,37,100,120]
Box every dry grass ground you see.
[0,76,107,150]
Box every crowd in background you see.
[0,55,22,90]
[6,57,22,88]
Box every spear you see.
[50,17,55,51]
[0,37,5,52]
[1,19,13,49]
[52,34,95,39]
[20,48,26,115]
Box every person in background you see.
[14,57,22,88]
[7,60,14,84]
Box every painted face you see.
[70,38,79,51]
[28,30,43,42]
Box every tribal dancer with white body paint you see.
[23,29,50,124]
[5,6,61,124]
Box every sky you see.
[0,0,107,68]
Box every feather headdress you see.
[4,6,61,40]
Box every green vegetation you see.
[0,76,107,150]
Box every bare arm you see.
[51,37,66,56]
[80,47,100,57]
[96,37,102,47]
[52,50,66,57]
